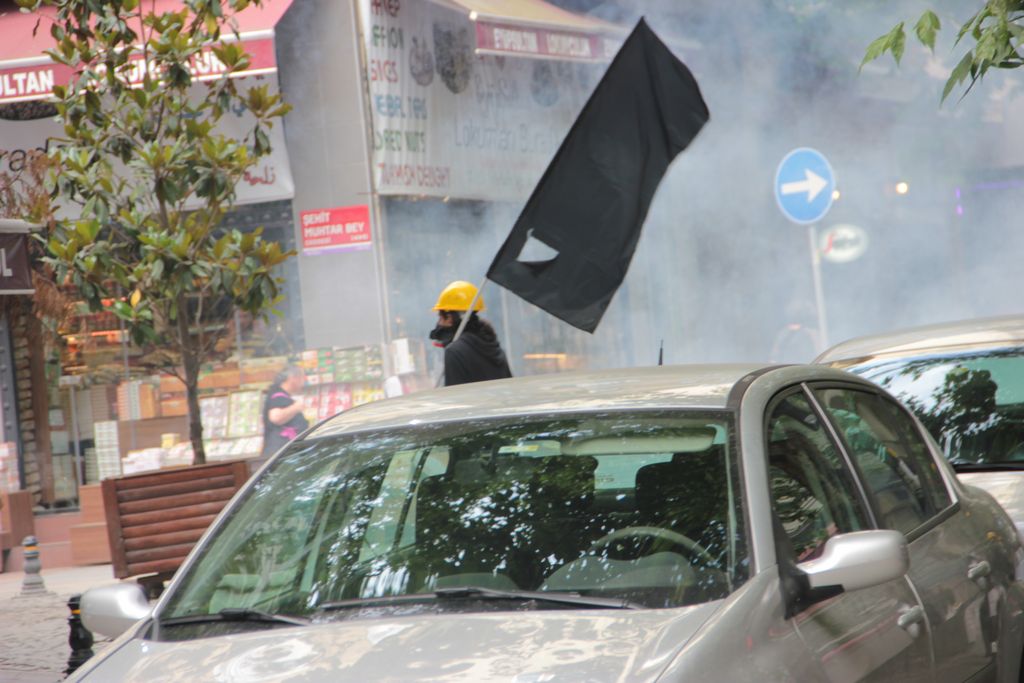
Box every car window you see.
[159,411,749,624]
[816,389,952,536]
[848,349,1024,465]
[766,391,869,562]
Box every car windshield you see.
[159,411,748,626]
[845,348,1024,466]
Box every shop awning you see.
[430,0,623,62]
[0,0,292,105]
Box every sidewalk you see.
[0,565,119,683]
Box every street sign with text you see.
[299,205,372,254]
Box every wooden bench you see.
[102,460,250,580]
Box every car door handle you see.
[897,605,925,637]
[968,560,992,582]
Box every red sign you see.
[300,205,372,253]
[474,21,616,62]
[0,38,279,105]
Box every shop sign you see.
[0,77,294,208]
[300,205,372,253]
[0,38,279,105]
[358,0,607,201]
[0,63,73,105]
[0,234,34,294]
[475,22,616,62]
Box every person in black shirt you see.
[259,365,309,460]
[429,281,513,387]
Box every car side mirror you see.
[797,529,909,595]
[80,583,151,639]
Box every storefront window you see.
[29,199,342,508]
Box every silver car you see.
[817,315,1024,535]
[73,365,1024,682]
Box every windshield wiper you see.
[435,586,642,609]
[319,586,641,612]
[158,607,309,628]
[950,461,1024,473]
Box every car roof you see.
[307,364,765,439]
[815,314,1024,366]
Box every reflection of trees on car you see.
[916,367,996,441]
[770,466,833,561]
[878,362,1000,462]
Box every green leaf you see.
[111,300,133,319]
[862,22,906,69]
[914,10,940,52]
[47,238,65,260]
[75,219,101,242]
[253,126,270,156]
[151,258,164,281]
[890,25,907,65]
[943,50,975,102]
[975,30,998,65]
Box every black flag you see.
[486,19,709,333]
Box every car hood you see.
[78,604,720,682]
[959,470,1024,534]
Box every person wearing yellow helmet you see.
[430,281,512,386]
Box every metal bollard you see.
[19,535,47,595]
[65,594,95,676]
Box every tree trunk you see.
[177,297,206,465]
[183,353,205,466]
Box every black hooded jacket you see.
[444,327,513,387]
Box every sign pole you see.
[807,224,829,353]
[774,147,835,356]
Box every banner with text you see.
[300,205,372,253]
[0,38,278,105]
[359,0,608,201]
[0,76,293,209]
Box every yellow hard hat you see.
[433,280,485,312]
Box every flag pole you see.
[451,277,488,344]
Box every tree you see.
[863,4,1024,101]
[19,0,293,465]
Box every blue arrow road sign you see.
[775,148,835,225]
